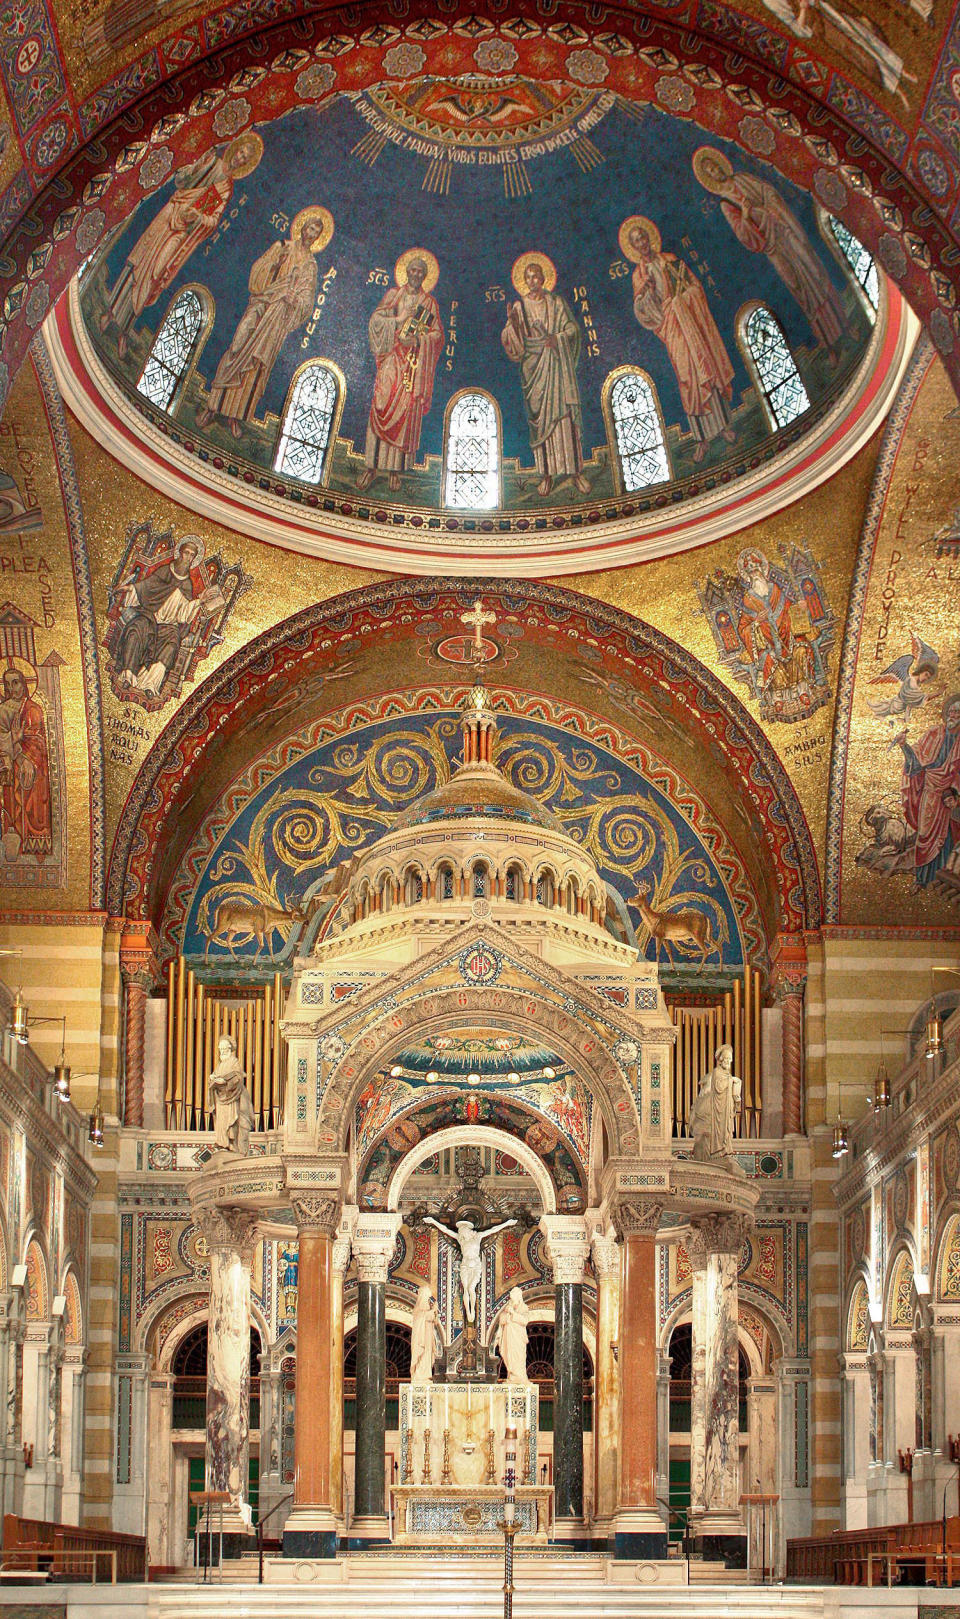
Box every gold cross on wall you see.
[460,598,496,661]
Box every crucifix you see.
[460,598,496,668]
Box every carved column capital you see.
[198,1205,260,1260]
[539,1215,590,1284]
[353,1212,402,1283]
[332,1205,358,1274]
[290,1193,341,1235]
[609,1197,663,1240]
[590,1225,621,1282]
[118,922,160,988]
[686,1211,753,1268]
[770,932,807,999]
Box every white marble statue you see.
[493,1286,530,1383]
[209,1034,255,1154]
[410,1285,442,1381]
[690,1042,744,1172]
[424,1215,516,1323]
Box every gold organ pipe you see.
[263,981,273,1127]
[195,982,205,1128]
[273,972,283,1114]
[166,959,177,1129]
[176,955,187,1130]
[733,974,742,1088]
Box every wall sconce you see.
[926,968,960,1060]
[870,1061,891,1112]
[0,948,28,1042]
[88,1097,105,1149]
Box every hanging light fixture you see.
[0,948,28,1042]
[88,1099,104,1149]
[832,1114,850,1159]
[872,1059,891,1112]
[925,1003,943,1061]
[9,988,29,1044]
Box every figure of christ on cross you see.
[424,1215,517,1323]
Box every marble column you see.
[330,1213,355,1526]
[119,925,158,1129]
[540,1215,590,1541]
[841,1353,870,1528]
[351,1214,401,1541]
[688,1214,751,1566]
[770,935,806,1136]
[0,1280,26,1517]
[610,1201,667,1558]
[283,1193,341,1558]
[589,1224,620,1533]
[200,1207,259,1546]
[146,1372,175,1566]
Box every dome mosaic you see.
[55,82,911,573]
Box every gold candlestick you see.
[441,1427,452,1484]
[520,1425,531,1486]
[422,1428,432,1485]
[486,1427,497,1485]
[402,1432,413,1485]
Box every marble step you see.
[149,1581,828,1616]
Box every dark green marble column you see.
[554,1281,584,1522]
[353,1277,386,1523]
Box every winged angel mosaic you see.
[185,715,737,972]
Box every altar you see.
[394,1380,549,1544]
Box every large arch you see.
[2,0,959,416]
[385,1125,558,1214]
[319,977,642,1161]
[107,578,821,945]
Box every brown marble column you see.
[771,934,807,1137]
[283,1194,341,1559]
[119,925,159,1129]
[589,1223,620,1532]
[330,1212,356,1526]
[613,1199,666,1558]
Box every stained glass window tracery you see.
[742,305,810,430]
[444,392,499,510]
[608,371,670,491]
[827,215,879,315]
[275,363,339,484]
[136,288,205,412]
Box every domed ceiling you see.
[57,84,911,572]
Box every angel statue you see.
[424,1215,516,1323]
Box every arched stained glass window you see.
[742,305,810,430]
[444,392,499,510]
[136,288,205,412]
[607,371,670,491]
[826,215,879,316]
[275,362,339,484]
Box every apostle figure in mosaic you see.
[501,252,590,497]
[100,133,263,359]
[693,148,844,364]
[198,206,333,439]
[493,1287,530,1383]
[620,216,736,464]
[691,1043,744,1171]
[893,693,960,888]
[410,1285,443,1381]
[357,249,444,494]
[210,1034,255,1154]
[0,663,52,862]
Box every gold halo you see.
[395,248,439,293]
[226,131,264,178]
[510,251,557,295]
[292,205,334,254]
[1,656,37,698]
[618,215,661,262]
[692,144,733,194]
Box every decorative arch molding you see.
[62,1270,83,1347]
[845,1272,871,1352]
[5,0,960,418]
[884,1241,918,1328]
[107,578,821,940]
[385,1126,558,1215]
[143,1284,272,1367]
[660,1295,782,1370]
[660,1274,794,1359]
[934,1208,960,1304]
[24,1237,49,1321]
[0,1212,7,1292]
[318,966,640,1159]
